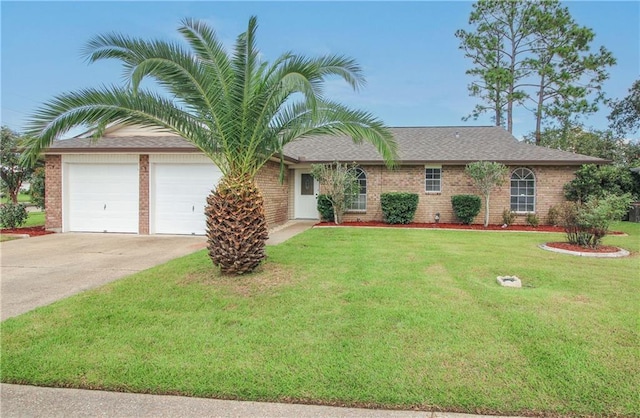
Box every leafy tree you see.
[21,17,398,275]
[530,126,640,166]
[1,127,34,204]
[564,164,637,203]
[465,161,508,227]
[525,2,615,144]
[455,0,536,132]
[457,1,615,143]
[608,79,640,137]
[311,162,360,225]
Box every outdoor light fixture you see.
[435,212,440,223]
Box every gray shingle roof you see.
[46,126,607,165]
[46,135,199,152]
[283,126,607,165]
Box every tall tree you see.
[525,2,615,144]
[608,79,640,138]
[455,0,536,133]
[1,127,34,204]
[22,17,398,274]
[457,0,615,142]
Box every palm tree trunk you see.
[205,174,268,274]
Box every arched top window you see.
[510,168,535,213]
[348,168,367,211]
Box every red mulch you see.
[1,226,54,237]
[545,241,622,253]
[315,221,624,235]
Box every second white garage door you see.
[151,163,223,235]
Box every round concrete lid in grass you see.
[497,276,522,288]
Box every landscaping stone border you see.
[539,244,630,258]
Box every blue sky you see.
[1,1,638,140]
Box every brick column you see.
[139,155,150,234]
[44,155,62,232]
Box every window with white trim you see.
[425,166,442,193]
[348,168,367,211]
[510,168,535,212]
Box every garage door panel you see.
[153,163,222,235]
[67,164,139,233]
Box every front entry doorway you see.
[294,170,320,219]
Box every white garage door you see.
[67,164,139,233]
[152,163,223,235]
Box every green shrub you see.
[0,203,28,229]
[380,193,419,224]
[560,194,632,248]
[451,195,481,225]
[316,194,335,222]
[546,205,560,226]
[502,208,516,226]
[525,213,540,227]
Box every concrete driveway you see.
[0,233,206,320]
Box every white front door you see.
[66,163,139,233]
[294,170,319,219]
[151,163,222,235]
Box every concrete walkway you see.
[0,384,521,418]
[266,219,316,245]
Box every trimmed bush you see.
[0,203,28,229]
[526,213,540,227]
[316,194,335,222]
[502,208,516,226]
[380,192,419,224]
[451,195,481,225]
[546,205,560,226]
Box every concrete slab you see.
[266,220,316,245]
[0,233,206,320]
[0,384,523,418]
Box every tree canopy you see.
[457,0,615,143]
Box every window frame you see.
[510,167,536,213]
[425,165,442,193]
[347,168,367,212]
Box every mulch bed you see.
[1,226,54,237]
[544,242,622,253]
[315,221,624,235]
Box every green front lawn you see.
[1,224,638,416]
[22,211,45,227]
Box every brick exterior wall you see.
[43,155,577,232]
[340,164,578,225]
[138,155,150,234]
[255,160,289,228]
[43,155,289,234]
[44,155,63,232]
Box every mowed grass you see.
[1,223,638,416]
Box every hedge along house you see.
[43,124,605,234]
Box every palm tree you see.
[23,17,397,274]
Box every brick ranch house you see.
[43,124,605,234]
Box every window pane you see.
[425,168,441,192]
[301,173,314,195]
[348,169,367,211]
